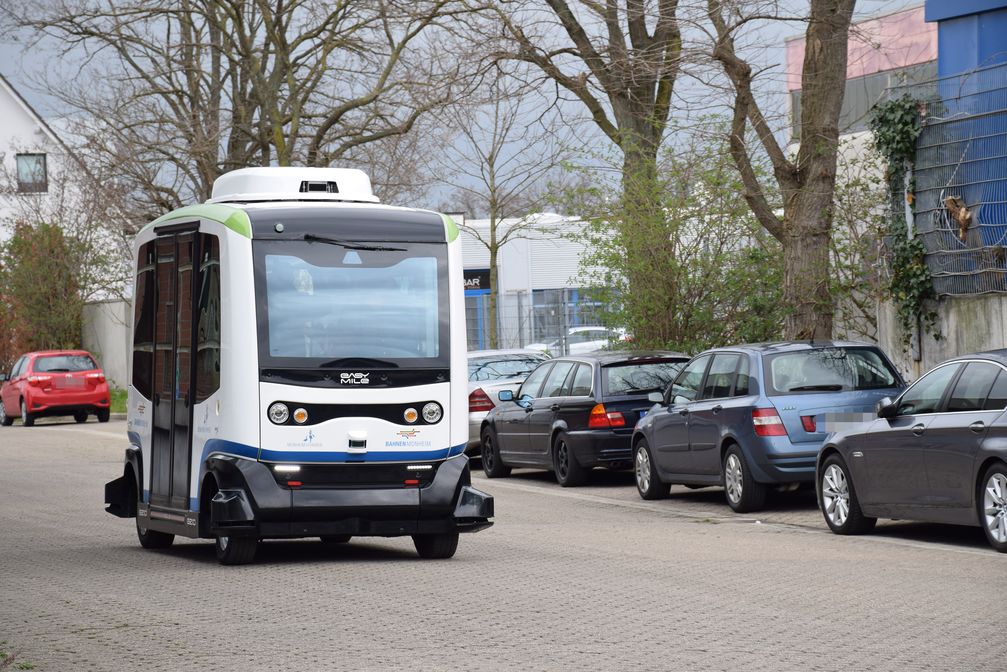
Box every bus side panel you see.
[127,226,158,503]
[447,236,468,452]
[193,224,260,505]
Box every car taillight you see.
[86,372,106,384]
[801,415,817,433]
[588,403,625,429]
[752,408,787,436]
[468,388,495,413]
[27,375,53,388]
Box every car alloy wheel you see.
[635,446,652,493]
[821,464,850,528]
[724,453,743,504]
[556,441,571,481]
[983,472,1007,544]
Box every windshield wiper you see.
[304,233,405,252]
[788,384,844,392]
[317,357,400,369]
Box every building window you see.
[15,153,47,193]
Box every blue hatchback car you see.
[631,341,905,512]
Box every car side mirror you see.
[673,394,691,405]
[647,391,663,404]
[498,389,514,402]
[876,397,897,419]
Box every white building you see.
[457,213,604,350]
[0,73,68,237]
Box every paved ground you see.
[1,420,1005,671]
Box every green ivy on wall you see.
[868,94,938,345]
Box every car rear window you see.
[603,359,686,396]
[34,355,97,373]
[468,355,545,381]
[764,347,900,395]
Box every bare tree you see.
[484,0,684,344]
[4,0,478,212]
[706,0,856,339]
[435,71,569,348]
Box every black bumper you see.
[565,429,634,468]
[206,453,493,539]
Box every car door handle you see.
[712,405,723,413]
[678,408,689,416]
[550,404,560,411]
[970,421,986,434]
[912,423,926,436]
[524,406,533,413]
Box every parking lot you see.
[2,420,1005,671]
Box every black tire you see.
[413,532,459,559]
[74,411,88,423]
[97,408,110,423]
[20,399,34,427]
[819,453,876,535]
[481,428,511,478]
[978,461,1007,552]
[554,433,589,487]
[635,439,670,500]
[215,534,258,565]
[134,484,174,550]
[320,535,353,544]
[722,444,766,513]
[0,401,12,427]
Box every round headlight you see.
[293,407,308,424]
[422,402,442,424]
[268,402,290,424]
[403,407,418,423]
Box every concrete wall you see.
[82,300,130,390]
[878,295,1007,382]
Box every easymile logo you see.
[340,372,370,385]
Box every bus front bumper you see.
[207,453,494,539]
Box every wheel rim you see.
[21,401,27,424]
[218,535,229,551]
[725,453,743,503]
[983,472,1007,543]
[822,464,851,527]
[0,403,6,423]
[636,446,651,493]
[556,441,569,480]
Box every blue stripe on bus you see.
[199,438,466,464]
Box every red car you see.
[0,350,111,426]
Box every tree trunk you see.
[782,215,833,339]
[488,245,499,349]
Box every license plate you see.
[56,377,85,389]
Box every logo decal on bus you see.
[340,372,370,385]
[396,430,420,439]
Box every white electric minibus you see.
[105,167,493,564]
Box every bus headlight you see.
[422,402,442,424]
[268,402,290,424]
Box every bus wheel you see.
[215,534,257,565]
[135,490,174,550]
[412,532,458,559]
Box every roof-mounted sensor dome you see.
[208,167,380,204]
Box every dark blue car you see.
[632,341,905,512]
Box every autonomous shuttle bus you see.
[104,167,493,564]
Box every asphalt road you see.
[1,420,1005,671]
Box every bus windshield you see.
[253,240,449,368]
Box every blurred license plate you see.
[56,377,85,389]
[822,412,875,433]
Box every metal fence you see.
[891,62,1007,295]
[465,288,608,352]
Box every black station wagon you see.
[479,351,689,486]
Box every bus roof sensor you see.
[208,167,379,204]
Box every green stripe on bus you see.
[441,213,459,243]
[141,203,253,239]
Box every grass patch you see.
[110,387,128,414]
[0,642,35,671]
